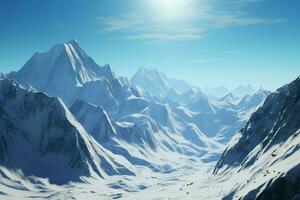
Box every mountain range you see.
[0,40,298,199]
[213,76,300,199]
[203,85,257,98]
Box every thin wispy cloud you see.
[96,0,286,42]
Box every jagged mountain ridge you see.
[3,41,225,162]
[16,39,115,87]
[8,40,139,113]
[0,39,293,200]
[2,41,269,156]
[214,76,300,199]
[131,67,194,100]
[0,40,271,188]
[70,99,223,170]
[203,85,257,98]
[0,79,134,184]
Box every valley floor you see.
[0,159,252,200]
[1,156,296,200]
[0,160,228,200]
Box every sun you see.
[151,0,189,20]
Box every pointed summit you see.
[67,38,79,45]
[231,84,256,97]
[11,40,116,102]
[131,67,170,98]
[237,87,270,110]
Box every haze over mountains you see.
[131,67,258,99]
[203,85,257,98]
[0,40,299,199]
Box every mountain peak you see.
[13,39,116,93]
[131,67,170,98]
[65,39,82,52]
[67,39,79,45]
[138,66,146,73]
[231,84,256,97]
[137,67,160,76]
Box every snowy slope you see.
[0,39,298,199]
[4,41,223,164]
[231,84,256,97]
[14,40,114,91]
[0,79,134,185]
[130,67,267,145]
[70,99,223,170]
[2,41,269,167]
[131,67,197,100]
[9,40,139,113]
[70,100,117,143]
[131,67,171,99]
[0,72,6,79]
[219,93,239,106]
[214,76,300,199]
[237,88,271,111]
[192,89,270,143]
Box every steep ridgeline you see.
[131,67,171,99]
[237,88,271,112]
[70,99,223,171]
[0,41,224,171]
[231,84,256,97]
[0,79,134,185]
[131,67,194,101]
[180,89,270,144]
[131,67,269,144]
[2,40,267,174]
[203,84,256,98]
[8,40,139,113]
[214,76,300,199]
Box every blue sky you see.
[0,0,299,90]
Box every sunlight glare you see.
[152,0,190,20]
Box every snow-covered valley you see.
[0,40,299,200]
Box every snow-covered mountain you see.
[7,40,139,114]
[4,40,267,151]
[131,67,194,100]
[188,95,215,114]
[237,88,271,111]
[0,41,269,163]
[70,100,117,143]
[214,76,300,199]
[131,67,171,99]
[218,93,239,107]
[0,79,135,185]
[168,78,193,94]
[2,42,223,158]
[0,72,6,79]
[14,39,114,89]
[180,88,270,144]
[231,84,256,97]
[203,86,230,98]
[70,98,223,169]
[0,40,280,199]
[203,85,257,98]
